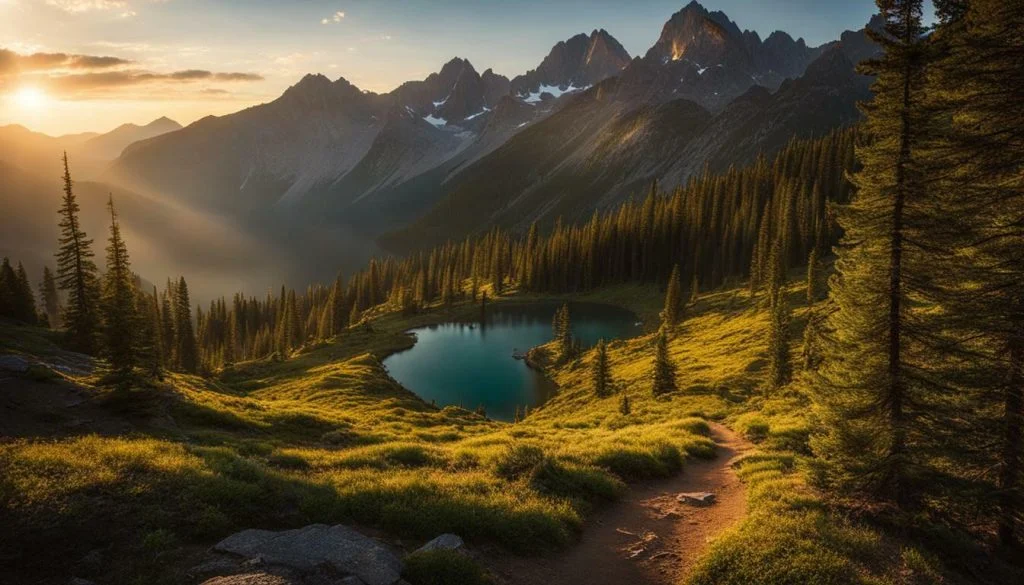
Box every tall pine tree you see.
[811,0,933,507]
[651,326,678,396]
[101,196,138,381]
[592,339,613,398]
[174,276,199,373]
[55,153,99,353]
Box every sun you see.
[13,86,49,110]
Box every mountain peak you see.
[146,116,182,130]
[511,28,630,96]
[646,2,742,64]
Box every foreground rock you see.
[0,354,30,373]
[412,534,464,555]
[677,492,716,506]
[210,525,404,585]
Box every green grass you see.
[0,287,714,584]
[3,279,1018,585]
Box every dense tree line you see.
[812,0,1023,549]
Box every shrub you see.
[530,459,624,504]
[402,550,492,585]
[494,444,544,480]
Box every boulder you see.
[677,492,716,505]
[0,354,30,373]
[213,525,403,585]
[412,534,464,555]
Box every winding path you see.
[487,423,750,585]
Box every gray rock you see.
[213,525,403,585]
[412,534,464,555]
[0,355,30,373]
[68,579,97,585]
[677,492,716,505]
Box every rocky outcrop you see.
[197,526,471,585]
[510,29,630,97]
[210,525,404,585]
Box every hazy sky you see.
[0,0,887,135]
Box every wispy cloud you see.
[44,0,167,14]
[321,10,345,25]
[0,48,133,73]
[0,47,262,98]
[45,0,129,13]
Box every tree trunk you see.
[998,331,1023,546]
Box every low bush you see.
[402,550,492,585]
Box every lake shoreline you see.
[379,299,641,421]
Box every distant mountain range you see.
[0,116,181,181]
[2,1,882,296]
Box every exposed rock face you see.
[0,354,30,373]
[640,0,823,111]
[510,29,631,96]
[646,1,749,67]
[212,525,404,585]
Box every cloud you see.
[0,48,133,74]
[40,69,264,92]
[46,0,128,13]
[0,48,263,98]
[45,0,168,14]
[321,10,345,24]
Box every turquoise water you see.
[383,302,641,421]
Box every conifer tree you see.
[136,286,163,378]
[480,290,488,325]
[651,326,678,396]
[0,258,15,320]
[928,0,1024,545]
[159,288,175,367]
[55,154,99,353]
[662,264,683,328]
[39,266,60,328]
[619,392,631,415]
[174,277,199,373]
[801,307,822,373]
[811,0,933,507]
[13,263,37,324]
[768,292,791,392]
[553,304,574,362]
[806,248,821,306]
[592,339,613,398]
[101,196,138,381]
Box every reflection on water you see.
[383,302,641,421]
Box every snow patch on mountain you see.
[464,107,491,121]
[423,114,447,128]
[521,83,590,103]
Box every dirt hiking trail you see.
[487,422,751,585]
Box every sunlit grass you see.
[4,277,1000,584]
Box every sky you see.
[0,0,889,135]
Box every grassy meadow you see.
[2,279,1019,585]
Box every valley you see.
[2,1,1023,585]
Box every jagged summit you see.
[510,28,630,99]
